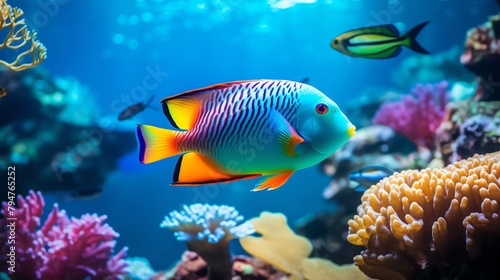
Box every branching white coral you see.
[1,0,47,71]
[161,204,255,243]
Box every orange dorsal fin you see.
[161,80,262,130]
[171,152,260,186]
[251,171,294,191]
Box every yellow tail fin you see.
[136,124,180,164]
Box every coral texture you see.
[0,0,46,71]
[158,251,286,280]
[161,204,255,280]
[373,82,449,150]
[0,190,127,280]
[348,152,500,280]
[460,12,500,101]
[0,68,136,200]
[240,212,370,280]
[435,100,500,165]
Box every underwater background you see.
[2,0,500,279]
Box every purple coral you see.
[373,82,449,149]
[161,204,255,280]
[0,190,127,280]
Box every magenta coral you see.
[372,82,449,149]
[0,190,127,280]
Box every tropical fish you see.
[118,95,157,121]
[300,77,310,84]
[349,166,395,190]
[136,79,356,191]
[0,88,6,98]
[330,21,430,59]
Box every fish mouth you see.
[347,125,356,137]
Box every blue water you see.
[19,0,498,270]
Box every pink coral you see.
[0,190,127,280]
[373,82,449,149]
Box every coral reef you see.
[157,251,286,280]
[240,212,370,280]
[0,0,47,71]
[373,82,449,150]
[344,88,401,129]
[0,190,127,280]
[436,100,500,165]
[0,68,136,200]
[294,211,364,266]
[391,46,474,90]
[161,204,255,280]
[125,257,156,280]
[461,12,500,101]
[348,152,500,280]
[321,125,419,201]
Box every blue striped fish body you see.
[137,79,356,191]
[176,81,307,173]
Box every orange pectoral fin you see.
[271,110,304,157]
[251,171,294,191]
[171,152,260,186]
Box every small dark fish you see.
[300,77,310,84]
[349,166,395,190]
[330,21,430,59]
[67,187,103,201]
[0,88,7,98]
[118,95,157,121]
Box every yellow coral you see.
[1,0,47,71]
[348,152,500,280]
[240,212,371,280]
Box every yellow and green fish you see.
[136,80,356,191]
[330,21,430,59]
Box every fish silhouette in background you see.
[0,88,7,99]
[118,95,157,121]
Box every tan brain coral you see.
[348,152,500,280]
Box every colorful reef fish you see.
[136,80,356,191]
[330,21,430,59]
[349,165,395,190]
[118,95,156,121]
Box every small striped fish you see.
[330,22,429,59]
[137,79,355,191]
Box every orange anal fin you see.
[251,171,294,192]
[171,152,260,185]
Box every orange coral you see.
[1,0,47,71]
[348,152,500,280]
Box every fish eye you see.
[315,103,328,115]
[333,39,339,45]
